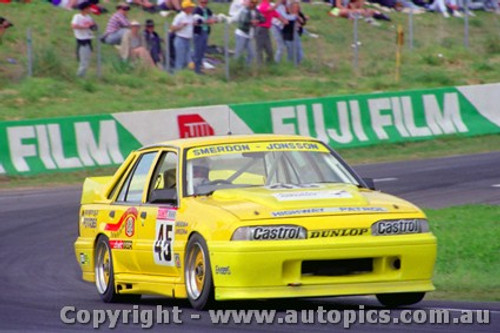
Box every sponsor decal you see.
[125,216,135,237]
[79,252,89,265]
[174,253,181,268]
[271,206,387,217]
[215,265,231,275]
[253,226,305,240]
[178,114,215,138]
[81,209,98,228]
[109,240,133,250]
[273,190,352,201]
[265,142,320,150]
[105,207,138,232]
[175,221,188,235]
[309,228,369,238]
[372,219,422,235]
[157,207,177,221]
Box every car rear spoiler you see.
[81,176,113,205]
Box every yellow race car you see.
[74,135,437,309]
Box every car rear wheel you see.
[376,292,426,307]
[95,235,140,303]
[185,234,214,310]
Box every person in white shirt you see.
[71,2,96,77]
[171,0,195,71]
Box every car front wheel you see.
[376,292,426,307]
[185,234,214,310]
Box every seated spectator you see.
[0,16,13,44]
[428,0,462,17]
[157,0,182,11]
[119,20,156,67]
[282,1,305,64]
[144,19,163,65]
[234,0,265,65]
[102,2,131,45]
[329,0,386,24]
[127,0,156,11]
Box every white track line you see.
[374,177,399,182]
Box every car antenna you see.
[227,107,232,135]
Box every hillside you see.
[2,2,500,120]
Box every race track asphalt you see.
[0,152,498,332]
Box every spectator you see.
[144,19,163,66]
[119,20,155,67]
[193,0,217,74]
[256,0,286,64]
[71,2,96,77]
[157,0,182,11]
[234,0,265,65]
[271,0,296,63]
[282,1,306,64]
[330,0,379,24]
[102,2,131,45]
[428,0,462,17]
[0,16,13,44]
[171,0,196,71]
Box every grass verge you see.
[425,205,500,302]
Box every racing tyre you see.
[95,235,140,303]
[185,234,215,310]
[376,292,426,307]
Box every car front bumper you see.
[208,234,437,300]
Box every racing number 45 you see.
[154,221,174,266]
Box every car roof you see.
[138,134,320,151]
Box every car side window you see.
[148,152,178,200]
[116,152,157,203]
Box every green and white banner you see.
[1,83,499,176]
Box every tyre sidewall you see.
[185,234,214,310]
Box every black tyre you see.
[184,234,215,310]
[95,235,140,303]
[376,292,426,307]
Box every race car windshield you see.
[185,142,360,196]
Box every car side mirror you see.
[149,188,177,204]
[363,178,376,190]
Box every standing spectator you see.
[102,2,131,45]
[71,2,96,77]
[171,0,196,71]
[144,19,163,65]
[119,20,156,67]
[234,0,265,65]
[282,1,306,64]
[272,0,296,63]
[193,0,217,74]
[255,0,286,65]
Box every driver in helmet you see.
[191,158,210,189]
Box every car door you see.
[135,150,180,277]
[109,150,159,274]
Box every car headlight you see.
[231,225,307,241]
[371,218,430,236]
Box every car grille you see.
[301,258,373,277]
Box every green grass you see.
[3,3,500,119]
[425,205,500,301]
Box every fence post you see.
[464,0,469,49]
[353,14,359,72]
[164,22,171,73]
[408,7,414,51]
[27,28,33,77]
[96,26,102,79]
[224,20,230,81]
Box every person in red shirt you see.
[255,0,287,65]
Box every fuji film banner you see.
[0,84,499,176]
